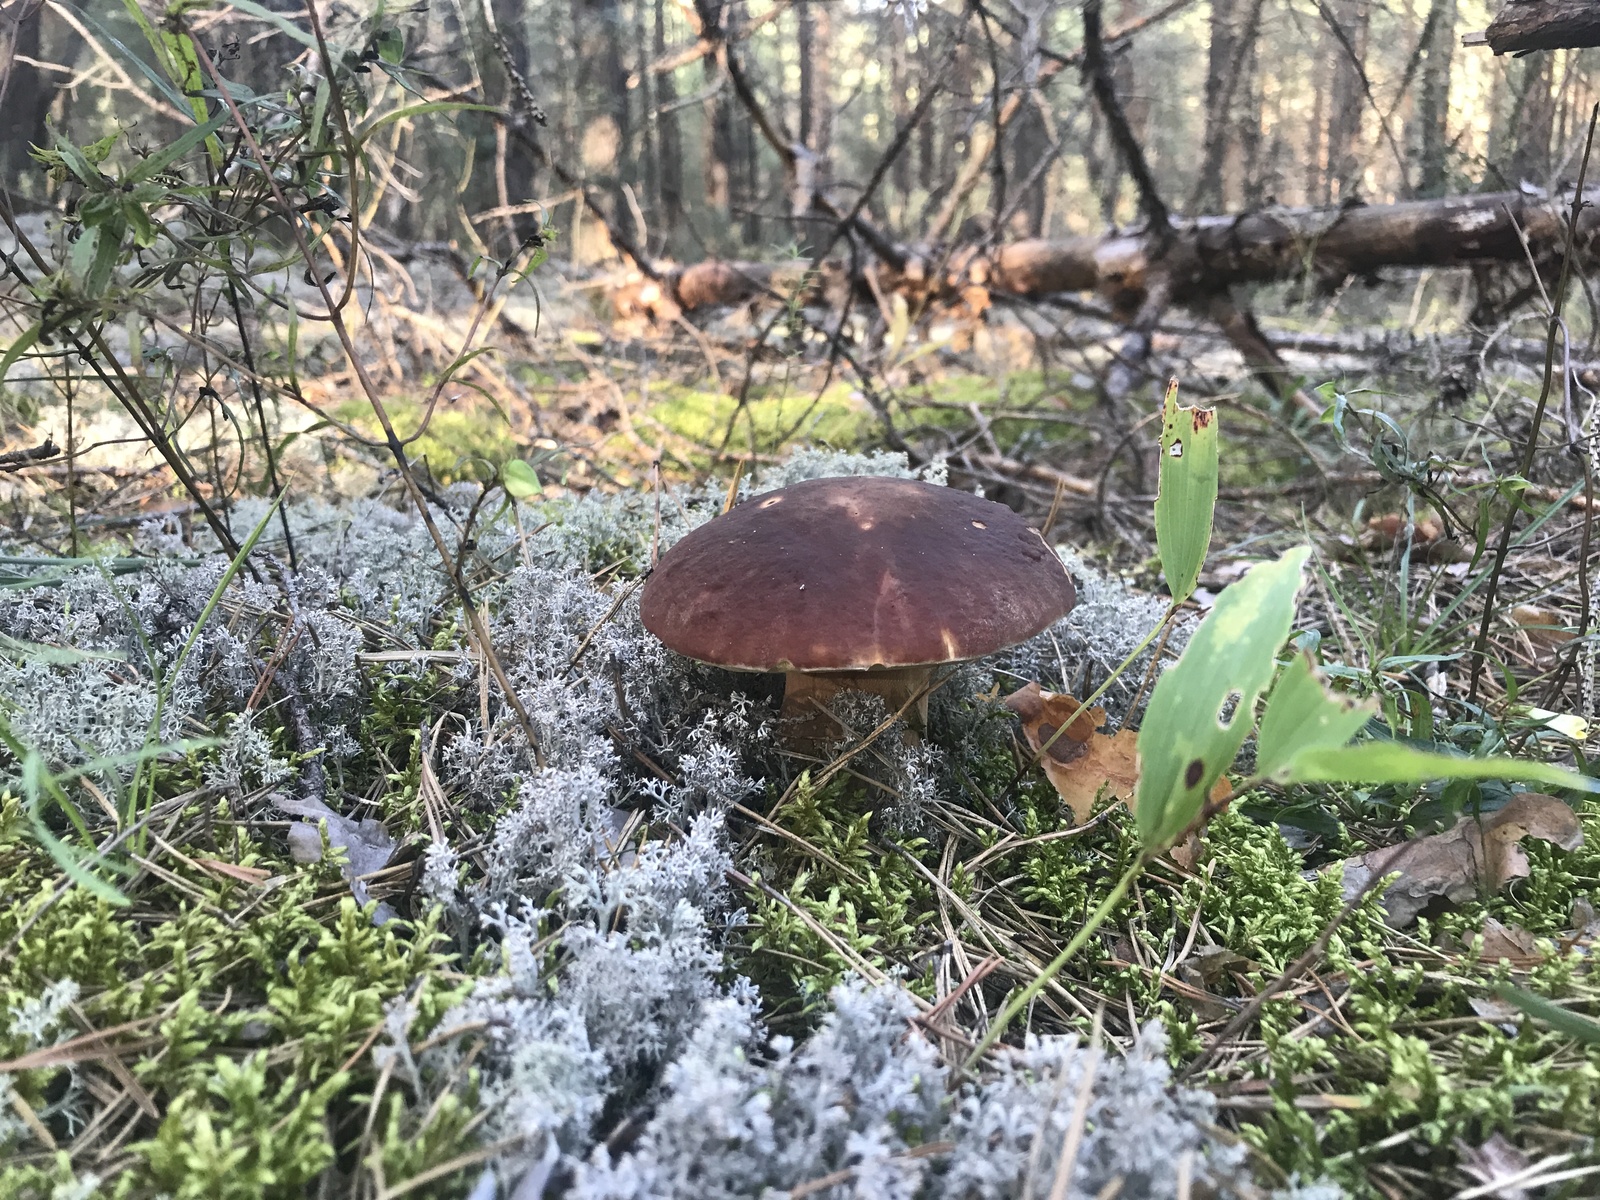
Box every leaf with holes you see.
[1255,651,1377,781]
[1135,546,1309,851]
[1154,380,1218,604]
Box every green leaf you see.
[9,744,130,907]
[221,0,319,48]
[76,215,127,296]
[1278,739,1599,793]
[0,322,41,388]
[125,107,232,183]
[167,494,283,687]
[502,459,541,499]
[1255,652,1376,781]
[1492,983,1600,1045]
[1153,379,1218,604]
[1135,546,1310,851]
[354,101,501,147]
[374,26,405,63]
[119,0,209,127]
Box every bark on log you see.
[1472,0,1600,54]
[629,189,1600,317]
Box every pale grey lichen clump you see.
[0,451,1334,1199]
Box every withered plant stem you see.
[187,23,546,769]
[1469,104,1600,705]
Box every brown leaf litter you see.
[1327,792,1584,927]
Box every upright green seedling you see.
[1154,379,1219,605]
[1136,547,1309,850]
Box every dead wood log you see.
[1468,0,1600,54]
[631,189,1600,316]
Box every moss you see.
[333,394,521,482]
[740,773,938,1019]
[1,771,480,1198]
[642,380,873,462]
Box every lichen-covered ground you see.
[2,449,1597,1200]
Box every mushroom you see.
[639,475,1077,742]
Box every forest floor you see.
[3,258,1600,1200]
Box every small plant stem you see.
[1468,104,1599,703]
[961,850,1149,1073]
[187,26,546,769]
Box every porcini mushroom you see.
[639,475,1077,742]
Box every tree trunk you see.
[1506,51,1555,185]
[1417,0,1457,197]
[888,9,912,206]
[1192,0,1264,212]
[653,0,683,249]
[0,1,61,206]
[1193,0,1237,212]
[1325,0,1371,201]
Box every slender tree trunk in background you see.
[1008,0,1051,238]
[1508,51,1555,184]
[738,105,761,243]
[653,0,682,249]
[796,0,831,243]
[888,11,912,209]
[1325,0,1370,201]
[704,45,732,216]
[1228,4,1263,208]
[1011,99,1051,236]
[574,0,632,241]
[917,24,936,193]
[638,2,658,250]
[1417,0,1457,196]
[1112,0,1151,215]
[1193,0,1239,213]
[1307,30,1327,203]
[0,1,72,206]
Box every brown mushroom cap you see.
[640,475,1077,672]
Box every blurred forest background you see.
[3,0,1600,577]
[2,0,1588,255]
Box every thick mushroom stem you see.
[779,666,935,746]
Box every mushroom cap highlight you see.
[640,475,1077,672]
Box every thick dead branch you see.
[1203,295,1322,416]
[1470,0,1600,53]
[1082,0,1171,238]
[995,189,1600,305]
[623,190,1600,313]
[0,438,60,472]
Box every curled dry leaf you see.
[1004,682,1230,831]
[1005,682,1137,822]
[1329,792,1584,927]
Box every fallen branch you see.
[1468,0,1600,54]
[0,437,59,472]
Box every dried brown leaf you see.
[1476,917,1543,967]
[1005,682,1135,822]
[1331,792,1584,926]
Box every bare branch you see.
[1081,0,1170,238]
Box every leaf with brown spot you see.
[1328,792,1584,927]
